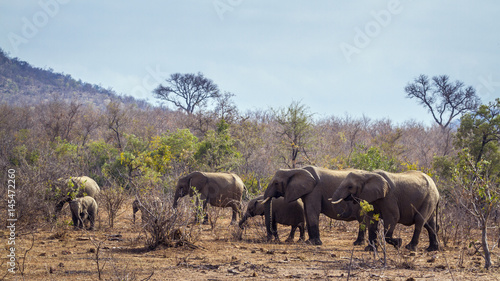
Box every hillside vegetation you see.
[0,49,147,109]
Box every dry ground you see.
[3,198,500,281]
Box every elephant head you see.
[239,196,264,228]
[263,168,316,204]
[331,171,390,205]
[173,171,208,208]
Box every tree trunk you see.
[482,224,492,269]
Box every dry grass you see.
[3,196,500,280]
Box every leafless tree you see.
[39,100,81,142]
[105,101,130,149]
[405,74,480,155]
[405,74,480,129]
[153,72,220,114]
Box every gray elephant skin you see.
[173,171,245,224]
[239,196,305,242]
[70,196,98,230]
[262,166,366,245]
[331,170,440,252]
[55,176,101,215]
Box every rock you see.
[61,250,71,255]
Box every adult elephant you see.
[330,170,440,252]
[173,171,245,225]
[54,176,101,216]
[262,166,366,245]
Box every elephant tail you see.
[435,200,440,234]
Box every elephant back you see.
[204,172,244,207]
[71,176,100,198]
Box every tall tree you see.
[405,74,480,129]
[153,72,220,114]
[274,101,314,168]
[455,98,500,168]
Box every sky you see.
[1,1,499,125]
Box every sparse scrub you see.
[99,181,128,228]
[1,60,500,279]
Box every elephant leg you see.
[384,220,402,249]
[304,202,322,245]
[193,197,201,223]
[365,222,379,251]
[88,212,95,230]
[285,226,297,243]
[353,222,366,245]
[298,222,305,242]
[229,202,239,225]
[202,200,209,225]
[71,212,79,229]
[272,216,280,242]
[424,216,439,251]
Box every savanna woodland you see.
[1,49,500,280]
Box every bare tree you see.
[78,105,102,146]
[105,101,130,150]
[405,74,480,129]
[39,100,81,142]
[153,72,220,114]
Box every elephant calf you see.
[239,196,305,242]
[70,196,98,230]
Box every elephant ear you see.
[188,172,207,196]
[358,173,390,203]
[283,169,317,203]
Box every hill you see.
[0,48,148,108]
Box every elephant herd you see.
[57,166,440,252]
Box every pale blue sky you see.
[1,1,499,125]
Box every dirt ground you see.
[3,198,500,281]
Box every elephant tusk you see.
[330,198,343,204]
[259,197,271,204]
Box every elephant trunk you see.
[173,189,181,209]
[264,198,275,240]
[238,213,249,229]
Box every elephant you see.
[173,171,245,225]
[239,195,305,242]
[70,196,98,230]
[262,166,366,245]
[132,196,162,224]
[330,170,440,252]
[54,176,101,216]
